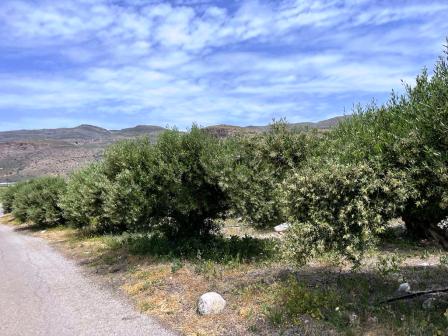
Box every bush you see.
[1,182,25,213]
[220,122,317,228]
[10,176,66,227]
[151,126,230,238]
[101,138,160,232]
[60,164,112,231]
[283,161,410,264]
[61,126,230,238]
[322,45,448,247]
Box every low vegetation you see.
[2,45,448,335]
[2,177,66,227]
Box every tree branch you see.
[379,288,448,304]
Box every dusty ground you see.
[2,214,447,336]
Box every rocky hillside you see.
[0,117,348,182]
[0,125,165,182]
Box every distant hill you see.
[0,124,165,143]
[0,124,166,182]
[112,125,166,137]
[203,116,349,138]
[0,116,348,182]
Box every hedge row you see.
[1,124,312,237]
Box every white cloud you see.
[0,0,447,130]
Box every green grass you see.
[104,232,278,264]
[264,264,448,335]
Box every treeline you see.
[2,46,448,264]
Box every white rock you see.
[274,223,291,232]
[197,292,226,315]
[397,283,411,294]
[422,297,436,310]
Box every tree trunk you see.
[427,224,448,249]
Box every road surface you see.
[0,220,176,336]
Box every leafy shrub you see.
[1,182,26,213]
[10,176,66,227]
[150,126,230,238]
[394,64,448,244]
[61,126,230,237]
[283,161,410,264]
[60,164,112,231]
[101,138,160,232]
[220,122,317,228]
[283,44,448,257]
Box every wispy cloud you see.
[0,0,447,130]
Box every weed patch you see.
[112,232,278,264]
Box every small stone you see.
[197,292,226,315]
[397,282,411,294]
[274,222,291,232]
[422,297,436,310]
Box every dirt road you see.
[0,222,176,336]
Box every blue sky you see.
[0,0,448,131]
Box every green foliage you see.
[114,232,277,263]
[375,253,405,278]
[60,164,112,231]
[284,161,410,264]
[150,126,230,237]
[220,121,317,228]
[170,259,183,273]
[60,139,160,233]
[101,138,160,232]
[324,46,448,244]
[9,177,66,227]
[61,126,230,237]
[1,183,24,213]
[282,44,448,264]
